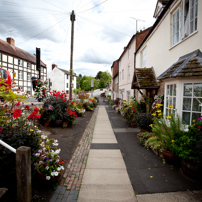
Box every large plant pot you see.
[54,120,63,127]
[180,159,202,180]
[162,148,175,164]
[36,168,62,182]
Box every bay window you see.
[182,83,202,125]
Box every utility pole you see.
[69,10,75,99]
[131,17,145,33]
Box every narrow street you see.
[50,98,202,201]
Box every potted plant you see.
[62,108,77,127]
[136,113,153,132]
[39,93,69,126]
[171,120,202,179]
[32,135,65,181]
[151,112,186,164]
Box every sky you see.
[0,0,157,77]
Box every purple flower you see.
[48,105,53,111]
[198,116,202,121]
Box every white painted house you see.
[117,28,151,101]
[48,64,76,96]
[132,0,202,125]
[0,37,47,95]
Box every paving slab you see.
[86,157,126,169]
[81,169,131,184]
[78,184,137,202]
[136,191,201,202]
[88,149,122,158]
[93,134,117,139]
[92,138,118,143]
[113,128,140,133]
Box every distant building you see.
[0,37,47,95]
[48,64,77,95]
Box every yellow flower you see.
[30,129,34,132]
[150,176,153,178]
[156,110,161,113]
[166,116,171,119]
[158,113,162,116]
[193,119,196,123]
[122,101,126,103]
[151,113,156,116]
[171,140,175,143]
[149,124,153,128]
[159,104,163,106]
[168,104,173,108]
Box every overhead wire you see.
[16,16,67,46]
[76,0,94,11]
[76,19,100,64]
[77,15,131,37]
[76,0,108,14]
[42,0,70,13]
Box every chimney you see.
[52,63,58,70]
[7,37,15,46]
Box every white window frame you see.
[141,47,146,68]
[19,71,23,80]
[165,83,177,116]
[18,59,22,66]
[171,0,198,46]
[127,91,130,101]
[27,73,31,81]
[128,64,130,82]
[182,82,202,125]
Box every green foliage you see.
[34,80,48,102]
[0,120,41,172]
[39,96,69,124]
[136,113,153,131]
[171,120,202,160]
[137,132,153,146]
[145,136,162,152]
[152,113,186,151]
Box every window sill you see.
[170,30,198,50]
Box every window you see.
[172,0,198,46]
[141,47,146,68]
[27,87,31,94]
[19,71,23,80]
[72,84,74,88]
[165,84,177,116]
[27,63,31,69]
[182,83,202,125]
[122,69,124,80]
[66,83,68,88]
[172,9,180,45]
[66,90,69,94]
[18,59,22,66]
[19,86,23,92]
[128,65,130,82]
[127,91,130,101]
[66,74,69,79]
[0,53,2,61]
[27,73,31,81]
[128,47,131,59]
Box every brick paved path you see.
[50,108,98,202]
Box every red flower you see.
[56,97,58,99]
[33,107,40,113]
[197,125,201,130]
[63,99,65,101]
[13,109,22,118]
[0,127,2,133]
[31,103,34,106]
[131,121,135,126]
[25,105,30,110]
[152,134,155,137]
[15,101,20,106]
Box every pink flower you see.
[197,125,201,130]
[198,116,202,121]
[0,127,2,133]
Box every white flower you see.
[52,143,59,147]
[45,166,49,170]
[54,172,59,176]
[56,159,59,163]
[46,176,51,180]
[35,153,40,157]
[57,167,61,171]
[60,166,64,170]
[39,161,43,164]
[51,172,55,176]
[38,150,42,153]
[41,135,47,140]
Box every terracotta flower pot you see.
[162,148,175,164]
[54,120,63,127]
[36,167,62,182]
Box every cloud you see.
[0,0,156,78]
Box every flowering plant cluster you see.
[151,95,164,118]
[34,80,48,102]
[63,108,77,125]
[27,107,41,120]
[49,90,67,101]
[68,100,85,116]
[32,135,64,180]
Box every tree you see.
[95,71,103,80]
